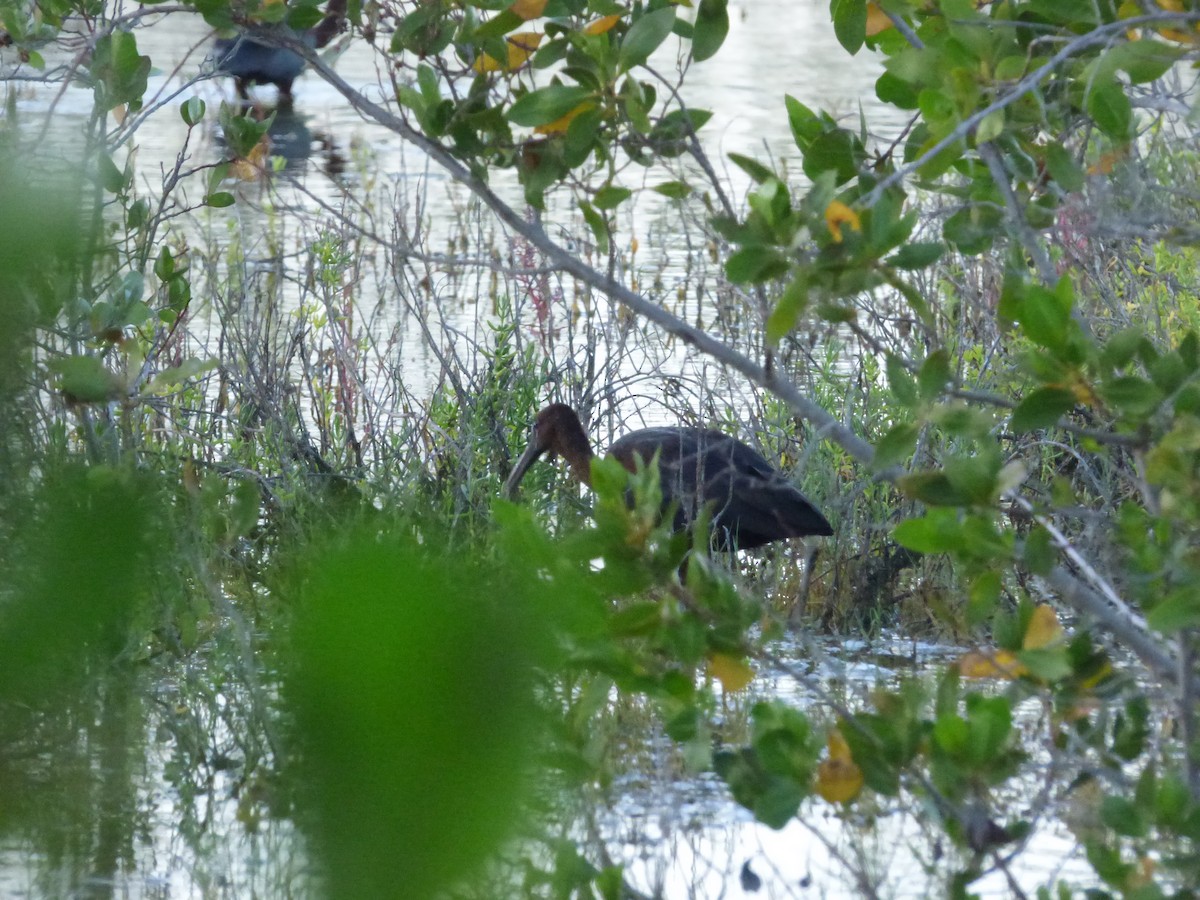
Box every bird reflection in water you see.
[212,105,345,177]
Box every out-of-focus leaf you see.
[692,0,728,61]
[290,528,549,900]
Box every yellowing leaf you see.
[708,652,754,692]
[865,3,893,37]
[958,649,1027,679]
[230,136,272,180]
[1080,659,1113,690]
[533,100,594,135]
[509,0,548,20]
[473,31,544,73]
[824,200,861,243]
[584,14,622,35]
[1023,604,1065,650]
[1155,26,1198,44]
[815,728,863,803]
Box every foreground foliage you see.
[5,0,1200,895]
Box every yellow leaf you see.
[824,200,861,243]
[1023,604,1065,650]
[958,649,1027,679]
[1080,658,1113,690]
[815,728,863,803]
[509,0,548,20]
[584,14,622,35]
[473,31,544,73]
[1156,26,1198,44]
[533,100,594,135]
[865,3,893,36]
[708,652,754,692]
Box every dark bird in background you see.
[503,404,832,551]
[213,0,347,105]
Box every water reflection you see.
[210,104,346,174]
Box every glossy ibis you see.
[213,0,347,104]
[503,404,832,550]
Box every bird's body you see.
[213,32,313,100]
[213,0,346,104]
[504,404,832,550]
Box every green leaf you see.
[875,71,919,109]
[1017,647,1072,682]
[766,275,809,344]
[887,241,943,270]
[754,778,803,829]
[579,200,610,254]
[593,185,632,210]
[608,601,664,636]
[965,695,1011,764]
[943,205,1000,254]
[474,9,522,39]
[830,0,867,55]
[918,350,951,402]
[968,571,1001,624]
[205,191,236,208]
[651,181,691,199]
[49,355,124,403]
[1044,144,1084,193]
[725,246,789,283]
[1022,525,1055,576]
[872,422,918,470]
[507,85,594,126]
[1086,80,1132,139]
[90,30,150,112]
[886,354,918,408]
[727,152,776,184]
[154,246,176,280]
[974,108,1004,144]
[1100,796,1147,838]
[1011,387,1075,432]
[785,95,821,151]
[180,96,206,127]
[802,130,860,184]
[1103,375,1163,417]
[1106,39,1181,85]
[897,472,970,506]
[1146,589,1200,634]
[933,714,969,755]
[1019,285,1071,351]
[893,510,960,553]
[692,0,728,62]
[618,7,676,70]
[98,153,127,194]
[1100,326,1145,370]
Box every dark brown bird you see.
[212,0,347,104]
[503,404,832,550]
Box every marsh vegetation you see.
[4,0,1200,896]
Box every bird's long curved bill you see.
[502,442,544,500]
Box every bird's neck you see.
[557,421,595,487]
[567,449,594,487]
[311,0,347,48]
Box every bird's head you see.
[503,403,593,499]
